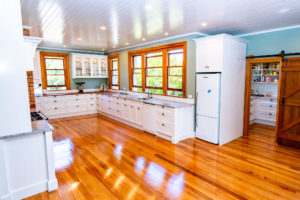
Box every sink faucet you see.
[147,91,152,99]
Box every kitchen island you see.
[0,120,57,200]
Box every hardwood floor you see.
[25,114,300,200]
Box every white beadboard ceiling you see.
[20,0,300,51]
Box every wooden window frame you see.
[128,42,187,97]
[40,52,71,90]
[108,54,120,90]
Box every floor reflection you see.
[145,162,166,187]
[135,157,145,172]
[114,144,123,159]
[53,138,74,171]
[166,173,185,198]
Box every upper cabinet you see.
[72,53,108,78]
[194,34,248,73]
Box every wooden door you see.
[276,57,300,148]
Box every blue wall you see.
[38,48,108,90]
[242,27,300,56]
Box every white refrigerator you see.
[196,73,221,144]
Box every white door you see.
[196,73,221,118]
[196,115,219,144]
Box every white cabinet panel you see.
[142,103,156,134]
[72,53,108,78]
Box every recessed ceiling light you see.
[142,38,146,41]
[100,26,106,30]
[279,8,289,13]
[164,32,169,36]
[201,22,207,27]
[77,38,82,41]
[145,5,152,10]
[126,42,129,45]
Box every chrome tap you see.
[147,91,152,99]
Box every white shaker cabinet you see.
[194,36,223,72]
[72,53,108,78]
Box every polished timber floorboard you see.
[26,114,300,200]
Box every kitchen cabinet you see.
[142,103,156,134]
[72,53,108,78]
[250,97,277,126]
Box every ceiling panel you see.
[20,0,300,51]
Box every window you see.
[40,52,71,91]
[128,42,186,97]
[108,54,119,89]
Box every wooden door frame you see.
[243,57,282,136]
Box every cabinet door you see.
[92,56,100,77]
[122,101,130,120]
[74,55,83,77]
[83,56,91,76]
[196,38,223,72]
[100,56,108,76]
[136,104,143,126]
[129,103,137,123]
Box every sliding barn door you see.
[276,58,300,148]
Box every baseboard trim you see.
[48,178,58,191]
[9,180,48,200]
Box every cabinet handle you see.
[162,123,165,126]
[54,100,57,103]
[138,107,140,110]
[91,98,93,100]
[109,100,110,102]
[269,105,272,107]
[124,104,127,106]
[54,107,57,110]
[162,113,165,116]
[117,103,119,105]
[270,99,273,102]
[205,66,210,69]
[76,99,79,101]
[91,104,93,106]
[131,106,133,108]
[269,113,272,116]
[117,110,119,112]
[162,106,165,109]
[77,105,79,108]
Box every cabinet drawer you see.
[43,103,64,110]
[156,110,174,121]
[68,104,87,113]
[257,111,276,122]
[43,96,65,104]
[258,102,277,111]
[156,121,174,136]
[88,102,97,111]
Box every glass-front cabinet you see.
[72,53,108,78]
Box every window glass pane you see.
[112,76,118,85]
[112,71,118,76]
[47,86,66,91]
[112,60,118,70]
[47,70,64,75]
[168,76,182,89]
[168,67,182,75]
[169,52,183,66]
[45,59,64,69]
[47,75,65,86]
[167,90,183,97]
[146,88,163,95]
[133,56,141,68]
[147,68,162,76]
[147,56,162,67]
[133,74,142,86]
[132,87,143,92]
[146,77,163,87]
[147,52,162,57]
[112,86,118,89]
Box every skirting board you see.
[98,112,195,144]
[1,179,57,200]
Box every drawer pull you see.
[77,105,79,108]
[162,113,165,116]
[91,104,93,106]
[54,100,57,103]
[137,107,140,110]
[76,99,79,101]
[124,104,127,106]
[162,123,165,126]
[117,110,119,112]
[269,113,272,116]
[90,98,94,100]
[109,100,110,102]
[54,107,58,110]
[117,103,119,105]
[162,106,165,109]
[131,106,133,108]
[270,99,273,102]
[269,105,273,107]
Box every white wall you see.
[0,0,32,136]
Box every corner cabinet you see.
[72,53,108,78]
